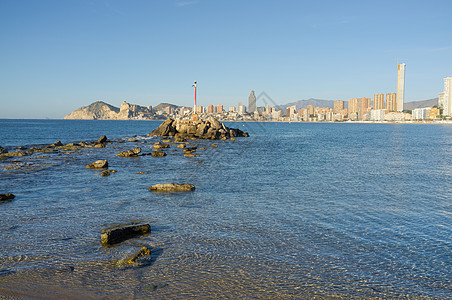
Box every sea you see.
[0,119,451,299]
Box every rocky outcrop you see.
[0,193,15,202]
[148,183,195,192]
[101,223,151,245]
[97,135,108,144]
[116,147,141,157]
[86,160,109,169]
[64,101,154,120]
[148,117,249,140]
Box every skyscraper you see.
[396,63,406,112]
[333,101,344,114]
[386,93,397,111]
[374,94,384,110]
[248,90,256,113]
[444,77,452,116]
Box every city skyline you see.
[1,1,452,118]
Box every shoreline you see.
[2,118,452,125]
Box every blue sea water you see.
[0,119,451,298]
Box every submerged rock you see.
[151,151,167,157]
[116,147,141,157]
[101,170,117,176]
[122,246,152,265]
[148,183,195,193]
[0,193,15,202]
[86,160,108,169]
[101,223,151,245]
[153,142,170,149]
[5,150,30,157]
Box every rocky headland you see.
[64,101,155,120]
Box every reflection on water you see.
[0,120,451,298]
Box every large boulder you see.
[148,183,195,193]
[116,147,141,157]
[86,160,108,169]
[0,146,7,154]
[101,223,151,245]
[148,118,177,136]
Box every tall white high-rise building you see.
[444,77,452,116]
[248,90,256,113]
[396,63,406,112]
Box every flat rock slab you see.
[0,193,15,202]
[117,147,141,157]
[86,160,108,169]
[101,224,151,245]
[148,183,195,193]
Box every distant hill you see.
[153,103,182,112]
[404,98,438,110]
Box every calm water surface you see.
[0,120,451,299]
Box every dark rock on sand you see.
[148,183,195,192]
[101,224,151,245]
[86,160,109,169]
[116,147,141,157]
[0,146,8,154]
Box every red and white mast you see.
[193,81,197,113]
[192,81,197,120]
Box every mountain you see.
[153,103,181,112]
[64,101,154,120]
[404,98,438,110]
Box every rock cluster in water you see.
[148,117,249,140]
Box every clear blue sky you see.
[1,0,451,118]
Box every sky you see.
[1,0,451,118]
